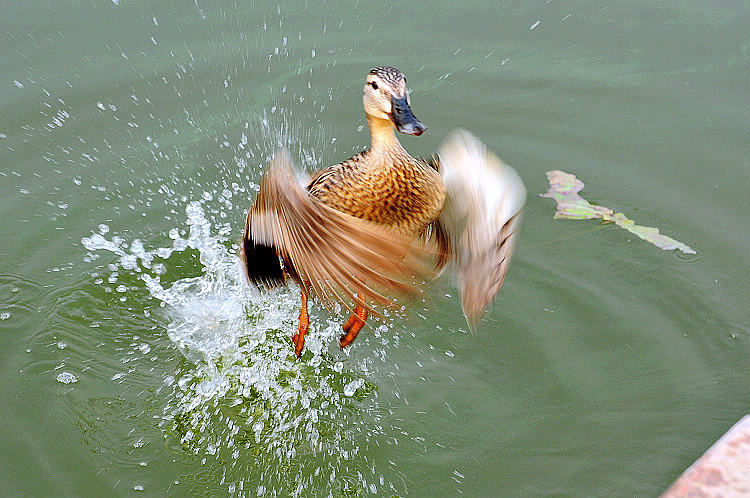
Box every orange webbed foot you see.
[339,303,368,349]
[293,290,309,358]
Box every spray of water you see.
[81,124,408,494]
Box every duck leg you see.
[292,290,309,358]
[340,297,368,349]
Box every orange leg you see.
[340,301,368,349]
[292,290,309,358]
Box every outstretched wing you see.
[436,130,526,328]
[244,149,431,314]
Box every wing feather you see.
[436,130,526,328]
[244,149,431,315]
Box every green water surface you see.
[1,0,749,496]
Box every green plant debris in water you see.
[541,170,696,254]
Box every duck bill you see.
[389,96,426,136]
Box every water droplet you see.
[56,371,78,384]
[343,378,364,397]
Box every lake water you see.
[2,0,749,495]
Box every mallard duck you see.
[242,66,526,357]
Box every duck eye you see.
[370,81,378,90]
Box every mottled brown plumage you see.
[242,66,526,357]
[307,148,445,234]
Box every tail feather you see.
[425,214,453,273]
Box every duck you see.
[242,66,526,357]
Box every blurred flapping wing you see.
[437,130,526,328]
[244,149,430,314]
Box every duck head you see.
[363,66,426,136]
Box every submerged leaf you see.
[541,170,696,255]
[540,170,613,219]
[610,213,696,254]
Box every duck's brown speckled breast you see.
[307,149,446,235]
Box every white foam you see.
[56,371,78,384]
[82,192,392,494]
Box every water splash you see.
[82,196,400,496]
[56,371,79,384]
